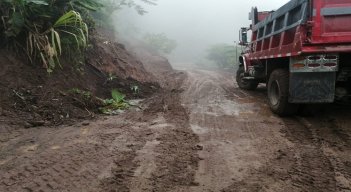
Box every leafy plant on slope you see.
[100,89,129,115]
[0,0,102,72]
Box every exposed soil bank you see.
[0,30,158,128]
[0,69,200,192]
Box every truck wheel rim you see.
[269,80,280,106]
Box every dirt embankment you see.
[0,69,200,192]
[0,29,202,192]
[117,37,174,87]
[0,30,158,128]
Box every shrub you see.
[143,33,177,54]
[0,0,102,72]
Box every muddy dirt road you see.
[181,70,351,192]
[1,69,351,191]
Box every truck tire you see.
[268,69,299,116]
[236,66,258,90]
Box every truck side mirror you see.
[239,28,248,45]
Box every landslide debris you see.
[0,30,158,127]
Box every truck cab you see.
[236,0,351,116]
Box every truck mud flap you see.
[289,72,336,103]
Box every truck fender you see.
[239,56,248,72]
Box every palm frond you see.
[0,0,101,72]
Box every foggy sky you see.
[117,0,290,63]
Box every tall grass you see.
[0,0,102,72]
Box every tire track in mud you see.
[0,123,124,192]
[0,118,155,192]
[282,117,337,192]
[139,71,200,191]
[0,71,200,192]
[180,70,281,191]
[301,114,351,191]
[290,112,351,191]
[180,69,350,192]
[222,114,351,192]
[1,68,350,192]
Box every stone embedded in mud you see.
[24,122,32,129]
[190,181,200,186]
[27,120,45,128]
[82,122,90,126]
[194,144,204,151]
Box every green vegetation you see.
[93,0,157,30]
[106,0,157,15]
[0,0,159,72]
[143,33,177,54]
[69,88,92,100]
[69,88,130,115]
[206,44,240,68]
[100,89,129,115]
[0,0,102,72]
[107,73,117,81]
[0,1,148,114]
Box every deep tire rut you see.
[181,69,350,192]
[1,125,126,192]
[283,116,350,192]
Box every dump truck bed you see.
[247,0,351,59]
[311,0,351,45]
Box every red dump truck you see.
[237,0,351,116]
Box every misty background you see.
[114,0,290,66]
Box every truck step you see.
[242,76,255,80]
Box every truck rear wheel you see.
[236,66,258,90]
[268,69,299,116]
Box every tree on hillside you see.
[93,0,157,29]
[143,33,177,55]
[206,44,240,68]
[103,0,157,15]
[118,0,157,15]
